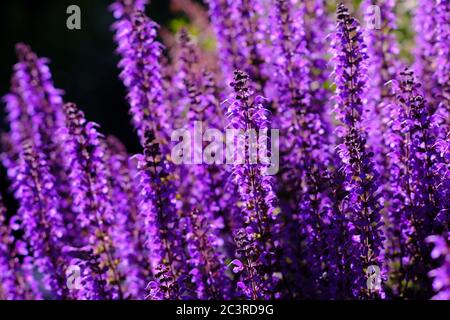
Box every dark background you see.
[0,0,191,208]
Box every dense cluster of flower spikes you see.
[0,0,449,300]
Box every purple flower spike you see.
[303,0,332,118]
[427,234,450,300]
[11,44,74,239]
[0,194,25,300]
[109,0,148,20]
[60,102,125,299]
[414,0,449,132]
[105,135,151,299]
[227,70,282,299]
[14,43,65,154]
[13,143,68,299]
[112,9,168,144]
[0,0,448,301]
[205,0,246,86]
[271,0,333,298]
[135,129,188,299]
[231,229,266,300]
[385,68,448,297]
[362,0,401,177]
[182,208,231,299]
[171,30,236,262]
[331,3,384,299]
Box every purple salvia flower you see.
[331,3,368,128]
[1,77,32,185]
[13,143,68,299]
[295,170,339,298]
[146,264,180,300]
[331,3,384,298]
[230,229,267,299]
[135,129,188,299]
[384,109,416,297]
[199,70,243,257]
[362,0,404,296]
[385,69,449,297]
[320,170,358,299]
[112,9,168,145]
[59,102,125,299]
[0,0,447,301]
[384,69,422,297]
[13,44,75,239]
[173,31,234,254]
[2,75,33,151]
[271,0,310,129]
[63,246,111,300]
[182,209,231,299]
[105,136,151,299]
[186,91,238,254]
[302,0,332,118]
[433,0,450,130]
[433,1,450,88]
[432,132,449,232]
[14,43,65,154]
[363,0,400,103]
[1,186,41,300]
[270,0,333,298]
[167,31,239,274]
[0,193,24,300]
[362,0,401,176]
[0,233,39,299]
[413,0,449,128]
[361,0,404,293]
[227,70,282,299]
[1,46,56,183]
[390,69,446,232]
[0,194,15,300]
[205,0,246,87]
[228,0,270,93]
[109,0,148,20]
[426,234,450,300]
[170,28,202,130]
[413,0,440,111]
